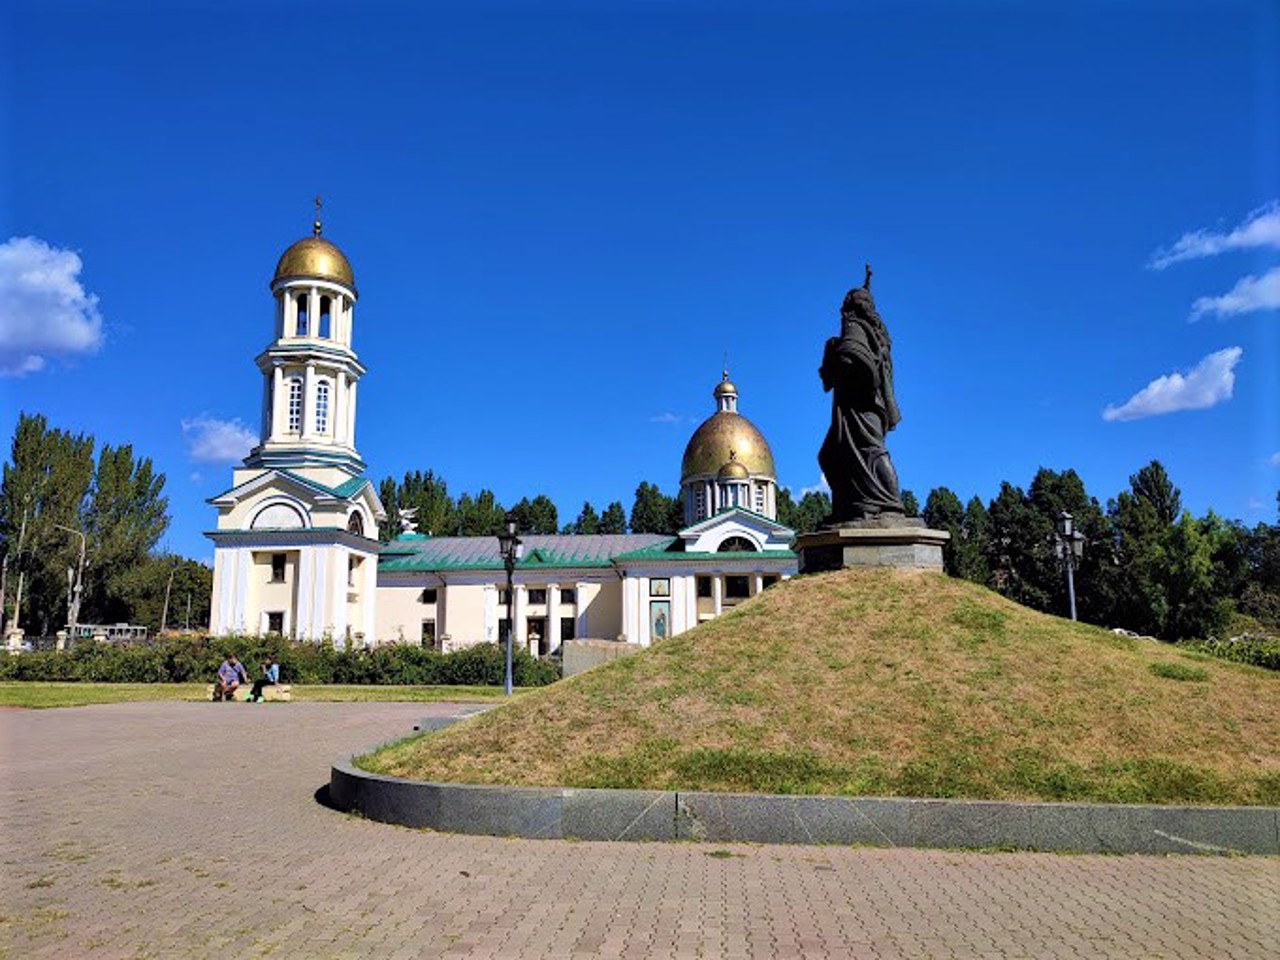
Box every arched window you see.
[347,512,365,536]
[718,536,758,553]
[315,380,330,434]
[287,376,303,433]
[295,294,309,336]
[319,296,331,338]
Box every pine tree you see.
[599,501,627,534]
[571,501,601,535]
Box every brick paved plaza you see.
[1,701,1276,959]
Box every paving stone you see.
[1,701,1277,959]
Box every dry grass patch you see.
[360,569,1280,805]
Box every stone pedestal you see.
[796,521,950,574]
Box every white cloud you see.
[0,236,104,376]
[1189,266,1280,320]
[800,474,831,496]
[648,412,685,424]
[1102,347,1243,422]
[1149,201,1280,269]
[182,416,257,464]
[1269,452,1280,467]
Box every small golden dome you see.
[273,236,356,292]
[718,457,750,480]
[713,372,738,398]
[682,413,775,481]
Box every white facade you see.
[209,222,797,651]
[207,222,385,645]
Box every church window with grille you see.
[754,484,765,514]
[316,380,330,433]
[287,377,303,433]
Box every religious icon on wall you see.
[649,601,670,641]
[649,578,671,597]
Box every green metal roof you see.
[377,533,671,573]
[276,470,369,500]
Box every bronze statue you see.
[818,268,905,524]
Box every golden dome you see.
[273,236,356,292]
[713,377,738,398]
[682,412,775,481]
[718,457,750,480]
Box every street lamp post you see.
[496,515,523,697]
[53,524,87,641]
[1054,511,1084,622]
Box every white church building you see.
[208,219,797,652]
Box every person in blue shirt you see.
[213,655,249,701]
[248,656,281,703]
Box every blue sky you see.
[2,0,1278,561]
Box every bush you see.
[0,636,560,687]
[1178,634,1280,672]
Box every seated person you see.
[213,654,249,701]
[248,656,280,703]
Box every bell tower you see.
[240,198,365,487]
[208,202,384,646]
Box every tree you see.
[112,555,213,633]
[792,491,831,534]
[1130,460,1181,526]
[455,489,506,536]
[1,413,95,635]
[569,501,600,535]
[985,482,1051,610]
[630,482,678,534]
[599,501,627,534]
[923,487,964,575]
[901,489,919,518]
[1162,513,1231,640]
[397,470,454,536]
[957,496,992,585]
[511,494,558,535]
[82,444,169,625]
[377,477,400,540]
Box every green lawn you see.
[0,682,520,709]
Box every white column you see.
[576,581,589,639]
[309,287,319,338]
[362,549,378,645]
[335,371,349,448]
[548,585,561,652]
[483,585,498,644]
[513,584,527,653]
[271,366,285,440]
[753,573,763,597]
[283,291,294,338]
[296,548,314,641]
[348,379,358,447]
[302,363,317,438]
[621,574,635,643]
[712,575,723,617]
[231,550,250,634]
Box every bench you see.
[205,684,292,702]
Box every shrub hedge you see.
[0,636,560,687]
[1178,634,1280,672]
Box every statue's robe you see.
[818,318,904,521]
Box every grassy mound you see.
[360,569,1280,805]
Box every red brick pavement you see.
[1,701,1276,959]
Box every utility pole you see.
[53,524,87,637]
[10,505,29,638]
[159,563,176,638]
